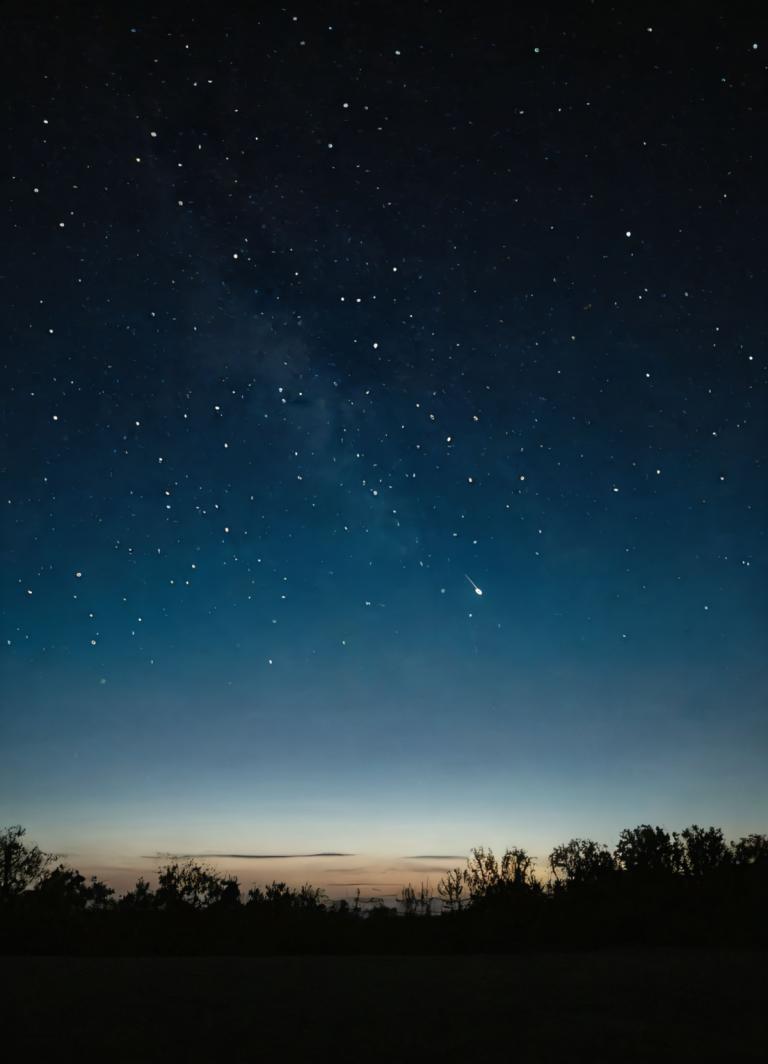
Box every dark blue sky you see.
[1,4,765,891]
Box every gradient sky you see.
[1,5,766,897]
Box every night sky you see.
[2,5,766,895]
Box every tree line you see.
[1,824,765,954]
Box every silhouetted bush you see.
[0,825,54,901]
[1,824,765,955]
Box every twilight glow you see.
[1,7,766,899]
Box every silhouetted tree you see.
[2,822,765,956]
[614,825,683,878]
[155,860,225,910]
[247,881,326,911]
[0,825,54,901]
[86,875,115,910]
[676,825,730,877]
[437,867,465,911]
[34,865,90,910]
[119,876,155,910]
[246,885,265,906]
[216,876,241,908]
[730,833,768,869]
[398,882,432,916]
[398,883,418,915]
[264,881,293,908]
[463,846,538,906]
[549,838,615,888]
[295,883,327,910]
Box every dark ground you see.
[2,949,765,1062]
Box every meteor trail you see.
[465,574,483,596]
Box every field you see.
[2,949,765,1061]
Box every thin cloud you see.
[325,884,400,895]
[144,851,353,860]
[400,863,460,874]
[401,855,467,861]
[322,866,370,874]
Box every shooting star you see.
[465,574,484,596]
